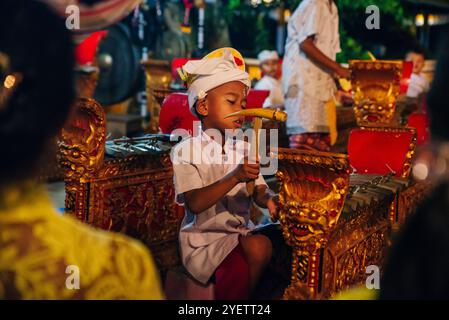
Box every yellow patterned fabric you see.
[332,286,378,300]
[326,98,338,146]
[0,183,164,299]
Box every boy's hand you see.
[267,195,280,222]
[232,157,260,183]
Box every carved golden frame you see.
[274,148,350,298]
[350,60,403,126]
[58,68,183,272]
[141,59,172,133]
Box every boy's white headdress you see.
[178,48,250,116]
[257,50,279,64]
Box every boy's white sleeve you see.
[292,1,323,45]
[173,161,203,205]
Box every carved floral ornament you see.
[58,97,106,182]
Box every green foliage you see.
[223,0,278,56]
[339,0,406,23]
[223,0,415,60]
[337,29,370,63]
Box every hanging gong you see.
[93,22,141,106]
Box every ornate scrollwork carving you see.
[141,60,172,133]
[58,97,106,183]
[274,148,350,299]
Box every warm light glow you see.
[250,0,259,7]
[415,13,439,26]
[412,163,429,181]
[415,13,424,26]
[4,74,16,89]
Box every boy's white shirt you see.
[254,75,285,108]
[282,0,341,134]
[172,131,267,284]
[407,73,430,98]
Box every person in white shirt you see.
[254,50,284,108]
[172,48,279,299]
[406,49,430,99]
[282,0,349,151]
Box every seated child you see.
[254,50,284,108]
[406,47,430,99]
[172,48,279,299]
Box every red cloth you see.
[214,242,250,300]
[407,112,430,145]
[159,93,199,134]
[400,61,414,94]
[247,89,270,109]
[171,58,199,79]
[348,128,414,177]
[74,30,108,65]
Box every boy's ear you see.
[196,98,208,117]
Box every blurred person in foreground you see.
[380,35,449,300]
[334,35,449,300]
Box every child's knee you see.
[242,235,273,265]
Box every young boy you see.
[255,50,284,108]
[282,0,349,151]
[172,48,279,299]
[406,48,430,99]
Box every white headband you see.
[181,49,250,116]
[257,50,279,64]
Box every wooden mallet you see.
[224,108,287,195]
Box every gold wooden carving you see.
[392,180,433,229]
[275,145,428,299]
[350,60,403,126]
[58,66,182,273]
[275,148,350,298]
[141,59,172,133]
[324,197,391,296]
[58,97,106,183]
[75,66,99,98]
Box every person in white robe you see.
[282,0,349,151]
